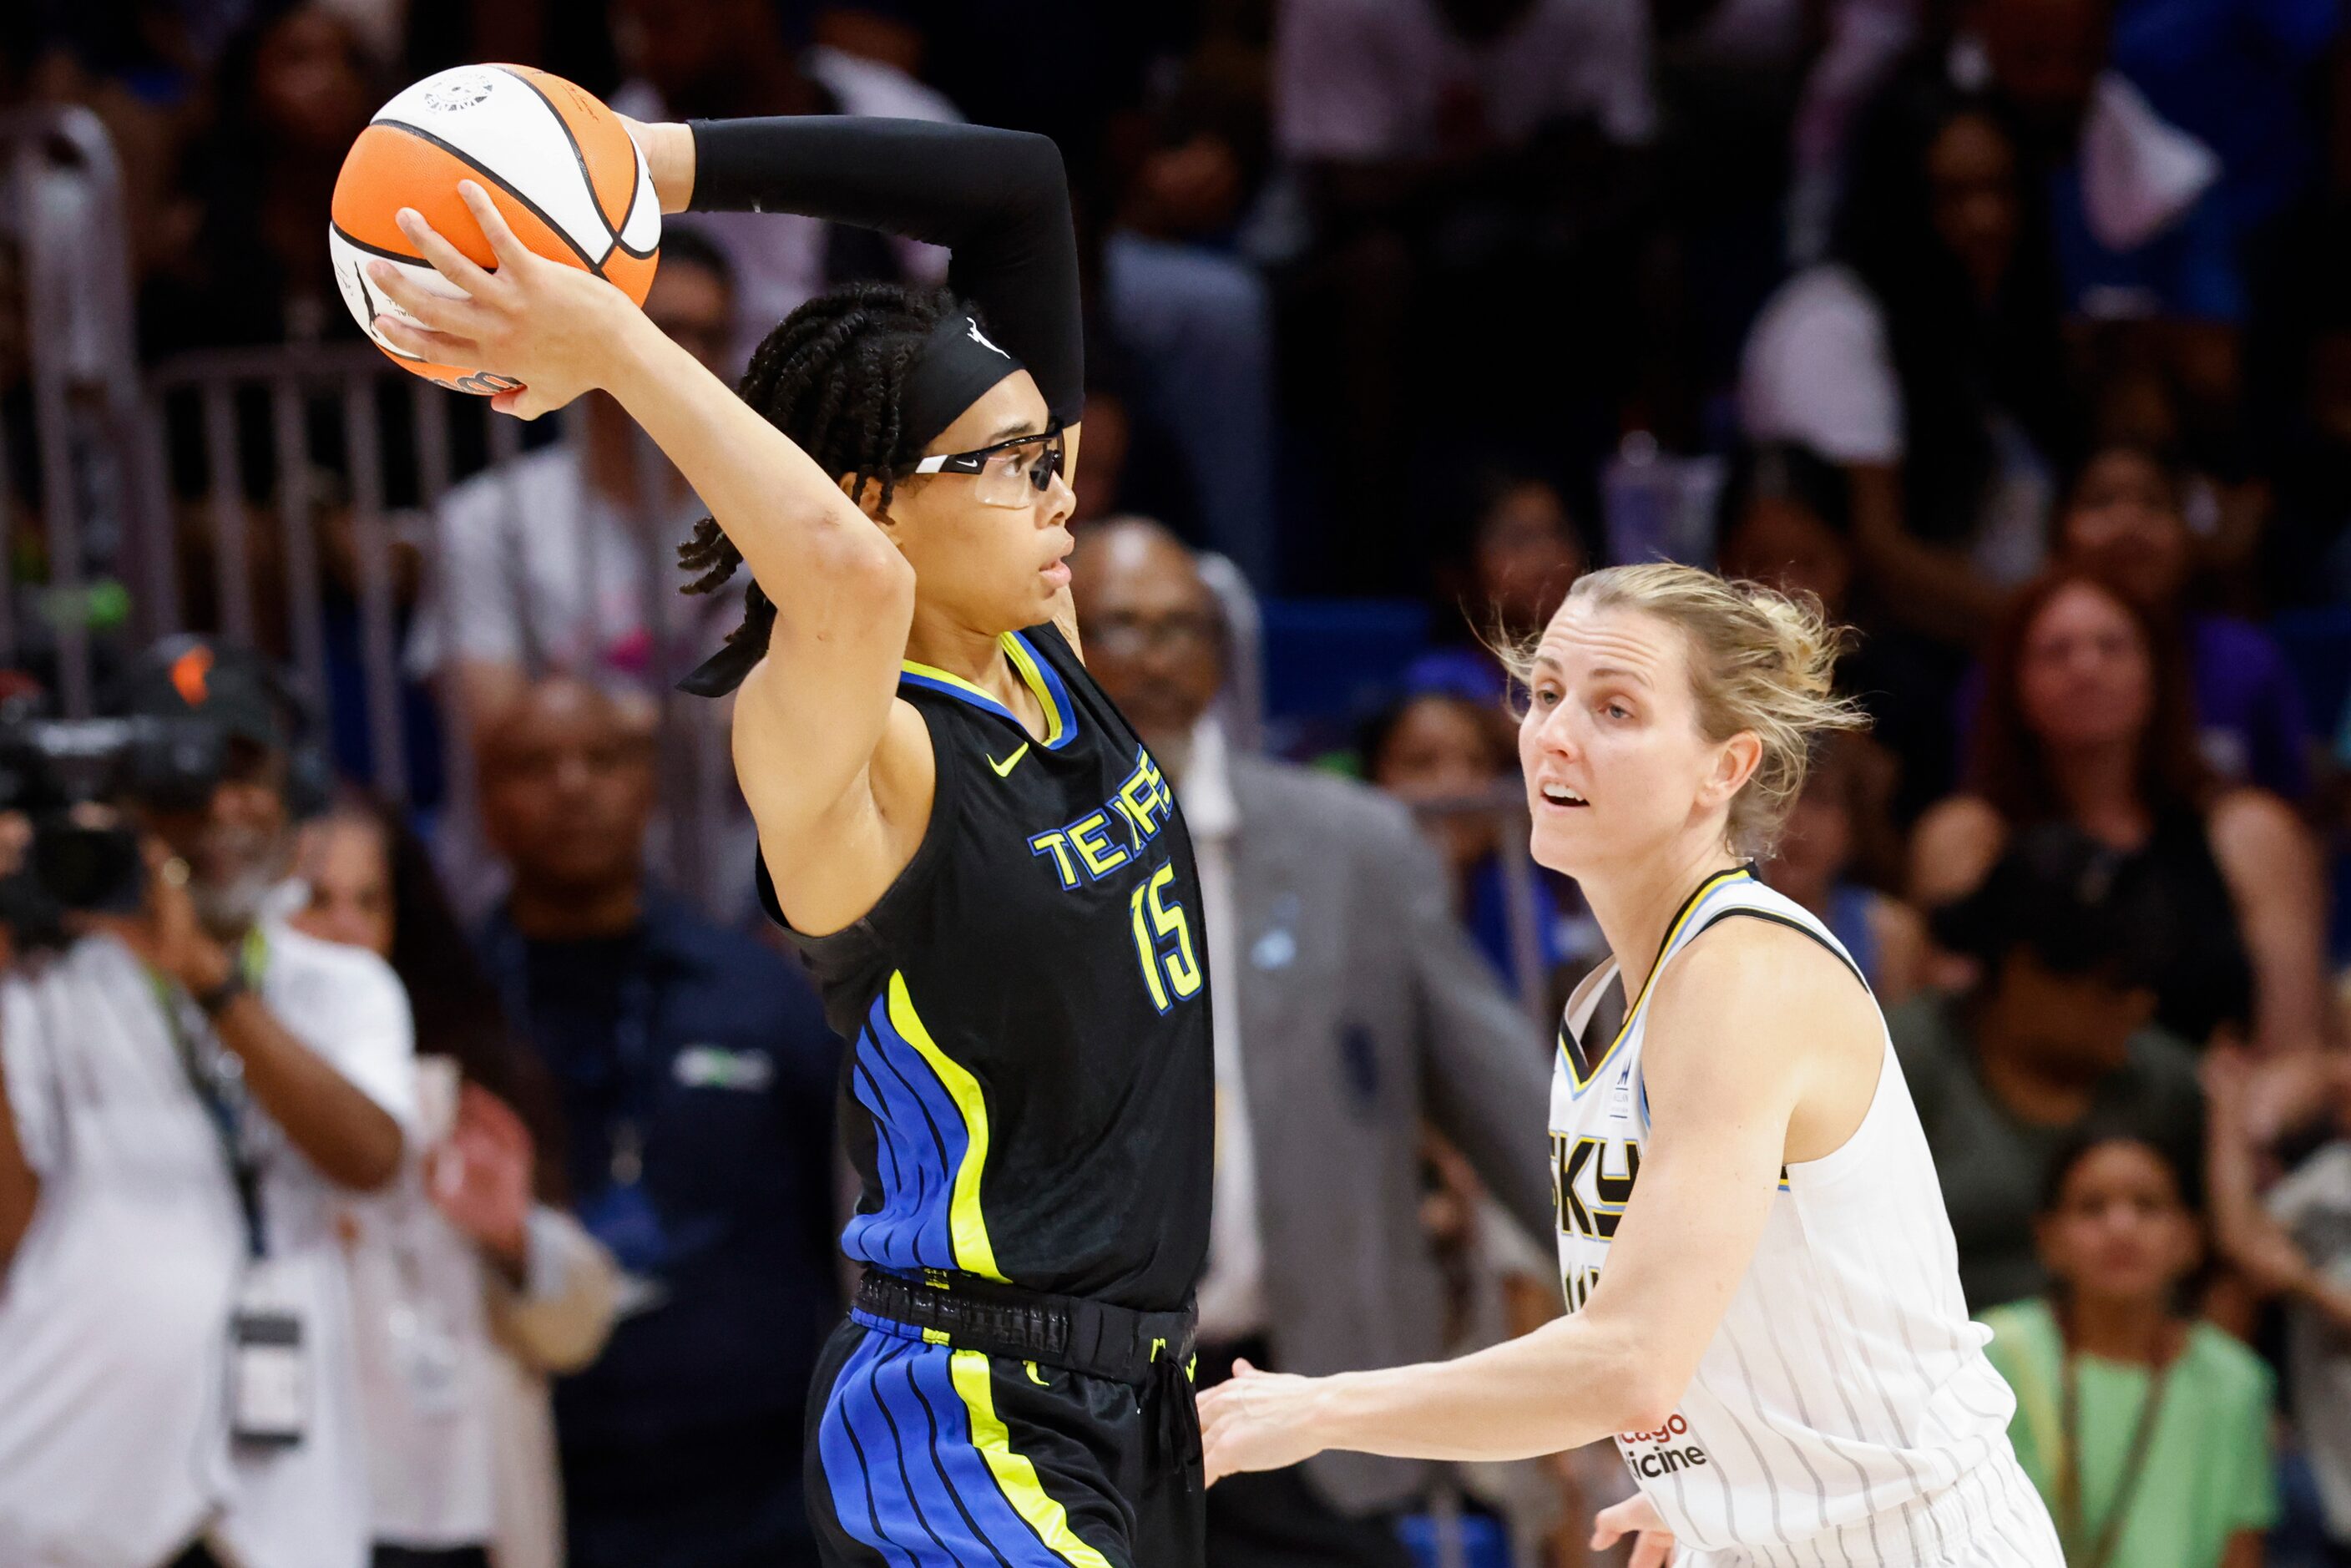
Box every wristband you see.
[195,967,251,1017]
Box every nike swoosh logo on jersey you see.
[987,742,1031,777]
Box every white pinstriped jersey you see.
[1551,870,2060,1568]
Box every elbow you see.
[811,511,914,611]
[334,1151,402,1194]
[1612,1374,1691,1439]
[534,1314,619,1376]
[847,542,916,629]
[325,1109,405,1192]
[994,128,1069,199]
[1580,1322,1692,1436]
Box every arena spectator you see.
[2202,1046,2351,1566]
[1913,569,2328,1062]
[407,230,744,736]
[0,637,416,1568]
[1893,822,2205,1310]
[1741,77,2069,645]
[472,676,842,1568]
[1273,0,1661,589]
[1069,519,1555,1566]
[291,799,620,1568]
[1714,440,1964,817]
[1980,1130,2278,1568]
[2107,0,2338,245]
[1959,0,2251,500]
[1960,0,2243,330]
[603,0,957,372]
[1762,732,1928,1006]
[141,3,382,356]
[2049,442,2315,800]
[1103,58,1281,589]
[1403,468,1587,706]
[1362,687,1586,997]
[1715,442,1859,613]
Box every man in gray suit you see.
[1069,521,1556,1568]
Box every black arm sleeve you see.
[686,116,1084,426]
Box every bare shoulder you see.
[1909,794,2007,903]
[1646,917,1883,1161]
[1650,916,1877,1043]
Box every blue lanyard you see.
[148,929,270,1258]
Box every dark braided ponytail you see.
[675,281,960,695]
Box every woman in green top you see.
[1981,1131,2278,1568]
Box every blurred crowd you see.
[5,1,2351,1567]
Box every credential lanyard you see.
[487,917,661,1193]
[149,928,270,1260]
[2056,1323,2176,1568]
[604,966,660,1189]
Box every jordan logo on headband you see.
[967,318,1010,358]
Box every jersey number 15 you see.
[1129,862,1202,1013]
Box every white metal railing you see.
[3,104,172,717]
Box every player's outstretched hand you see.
[366,180,635,421]
[1196,1359,1327,1485]
[1592,1489,1676,1568]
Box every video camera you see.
[0,711,238,924]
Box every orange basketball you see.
[329,64,661,395]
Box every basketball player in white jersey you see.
[1198,564,2061,1568]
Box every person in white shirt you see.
[1201,564,2060,1568]
[0,636,418,1568]
[1740,78,2067,647]
[290,800,620,1568]
[407,232,751,921]
[408,230,746,737]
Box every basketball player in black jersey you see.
[363,119,1213,1565]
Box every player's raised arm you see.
[366,185,914,873]
[644,118,1081,436]
[630,114,1090,650]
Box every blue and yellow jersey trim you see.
[949,1351,1115,1567]
[1559,866,1752,1097]
[842,971,1007,1282]
[817,1331,1117,1567]
[899,630,1079,751]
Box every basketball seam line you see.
[488,64,622,259]
[336,245,425,362]
[611,141,658,260]
[371,115,607,278]
[331,221,429,267]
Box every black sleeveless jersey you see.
[759,624,1213,1313]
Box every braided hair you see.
[676,281,961,688]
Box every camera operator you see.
[0,637,419,1568]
